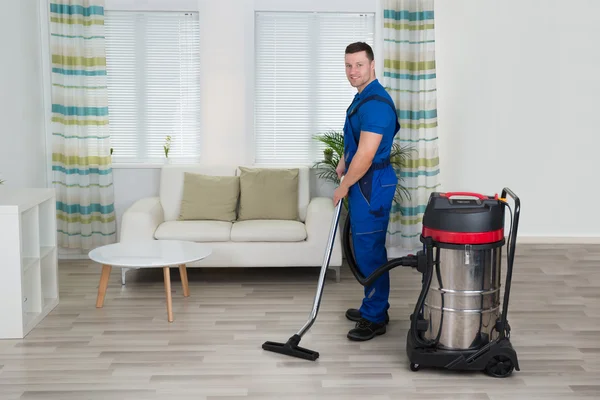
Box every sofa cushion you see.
[154,220,232,242]
[237,167,299,221]
[178,173,239,222]
[230,220,306,242]
[237,165,310,222]
[159,165,237,221]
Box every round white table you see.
[88,240,212,322]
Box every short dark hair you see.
[345,42,374,61]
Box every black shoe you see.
[345,308,389,324]
[347,318,387,341]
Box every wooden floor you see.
[0,244,599,399]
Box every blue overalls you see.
[343,79,400,324]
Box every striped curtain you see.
[50,1,116,249]
[383,0,440,250]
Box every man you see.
[333,42,400,341]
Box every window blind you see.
[254,12,375,165]
[104,11,201,162]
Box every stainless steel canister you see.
[423,245,502,350]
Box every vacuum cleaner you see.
[262,186,520,378]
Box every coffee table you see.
[88,240,212,322]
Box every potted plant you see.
[312,130,413,213]
[323,147,334,162]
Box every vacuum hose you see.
[341,214,418,286]
[341,212,439,348]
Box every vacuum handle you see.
[498,187,520,339]
[441,191,489,200]
[501,187,520,252]
[501,188,521,210]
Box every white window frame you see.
[104,0,201,165]
[251,1,381,166]
[248,0,382,165]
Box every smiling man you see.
[333,42,401,341]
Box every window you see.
[254,12,375,165]
[104,11,201,163]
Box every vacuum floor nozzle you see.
[262,335,319,361]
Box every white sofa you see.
[119,164,343,283]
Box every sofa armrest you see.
[119,197,164,242]
[305,197,343,272]
[305,196,342,243]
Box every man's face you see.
[345,51,374,91]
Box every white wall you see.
[0,0,47,188]
[434,0,600,240]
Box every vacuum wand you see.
[261,183,345,361]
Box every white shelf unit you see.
[0,188,59,339]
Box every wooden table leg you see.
[179,264,189,297]
[96,264,112,308]
[163,267,173,322]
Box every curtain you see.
[50,0,116,249]
[383,0,440,250]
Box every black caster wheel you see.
[410,363,420,372]
[485,355,514,378]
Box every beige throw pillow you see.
[237,167,299,221]
[178,173,239,221]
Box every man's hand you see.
[333,184,348,206]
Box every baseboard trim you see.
[58,253,89,260]
[516,236,600,244]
